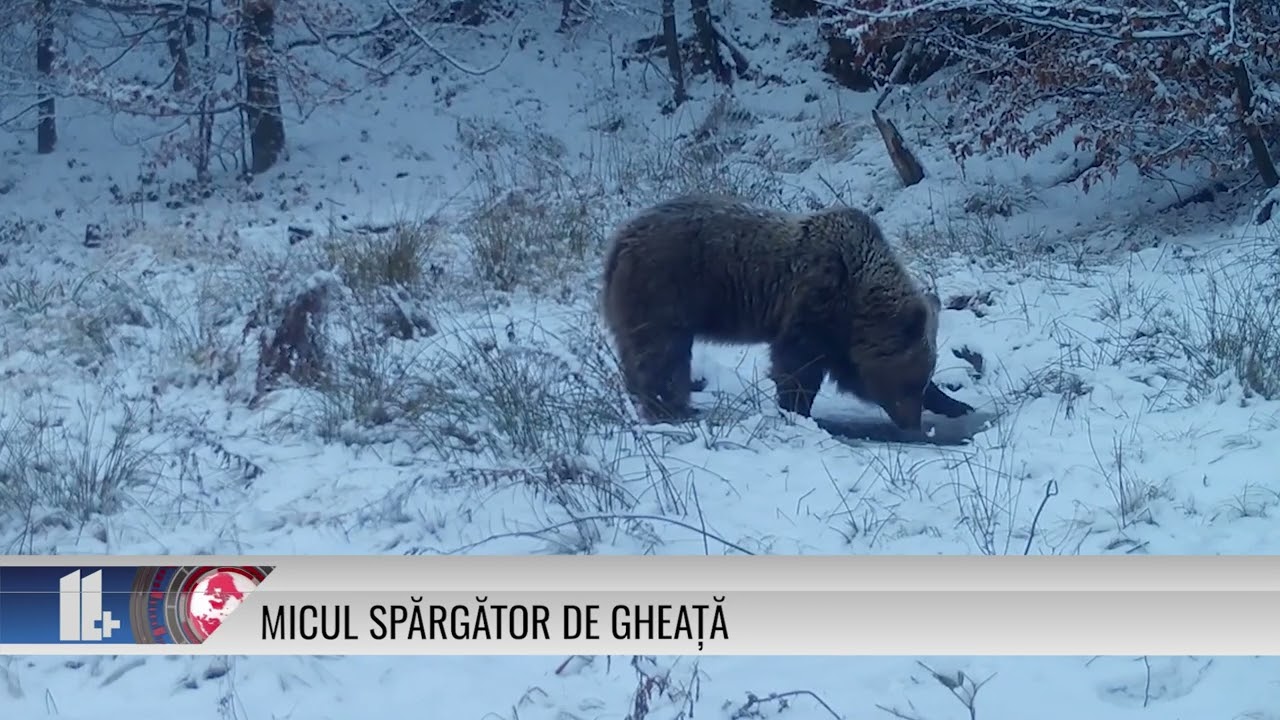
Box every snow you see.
[3,1,1280,718]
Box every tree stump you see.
[251,277,332,402]
[872,109,924,187]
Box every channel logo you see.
[59,570,120,641]
[0,565,274,644]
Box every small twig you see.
[422,514,757,555]
[692,480,710,555]
[385,0,516,76]
[1023,479,1058,555]
[731,690,843,720]
[917,661,996,720]
[875,704,923,720]
[1141,655,1152,708]
[815,173,853,206]
[554,655,579,675]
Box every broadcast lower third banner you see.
[0,555,1278,655]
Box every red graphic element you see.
[183,567,262,641]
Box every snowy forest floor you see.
[1,1,1280,718]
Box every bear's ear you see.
[924,291,941,314]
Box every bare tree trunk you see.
[36,0,57,154]
[689,0,729,85]
[661,0,687,106]
[242,0,285,174]
[1231,61,1279,188]
[167,16,193,92]
[194,0,214,182]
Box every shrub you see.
[1177,250,1280,401]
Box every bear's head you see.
[851,290,941,431]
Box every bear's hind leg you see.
[623,329,695,423]
[615,334,668,422]
[651,332,697,421]
[768,339,826,417]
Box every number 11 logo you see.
[59,570,121,641]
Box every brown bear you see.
[600,193,973,430]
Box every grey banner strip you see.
[1,555,1279,590]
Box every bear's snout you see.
[886,397,924,431]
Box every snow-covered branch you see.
[384,0,514,77]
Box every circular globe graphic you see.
[186,568,259,640]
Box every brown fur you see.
[601,193,971,429]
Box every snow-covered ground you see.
[3,1,1280,718]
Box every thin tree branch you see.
[384,0,515,76]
